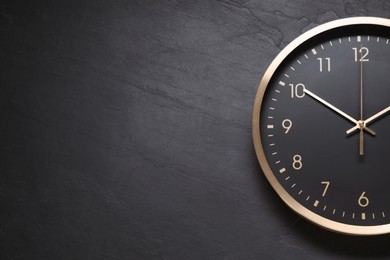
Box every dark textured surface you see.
[1,1,390,259]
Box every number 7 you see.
[321,181,330,197]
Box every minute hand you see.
[304,89,376,136]
[346,106,390,135]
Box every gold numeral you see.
[289,83,306,98]
[358,191,369,207]
[282,119,292,134]
[353,47,369,62]
[321,181,330,197]
[292,155,303,170]
[317,57,331,72]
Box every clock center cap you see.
[358,120,365,129]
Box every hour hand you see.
[304,89,376,135]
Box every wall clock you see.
[252,17,390,235]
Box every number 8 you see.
[292,155,303,170]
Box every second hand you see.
[359,44,364,156]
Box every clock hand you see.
[359,129,364,155]
[360,46,364,122]
[359,45,364,155]
[304,88,376,136]
[346,106,390,135]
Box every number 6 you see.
[358,191,369,207]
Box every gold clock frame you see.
[252,17,390,235]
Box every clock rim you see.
[252,16,390,235]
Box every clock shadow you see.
[270,189,390,258]
[251,154,390,258]
[292,220,390,258]
[268,195,390,257]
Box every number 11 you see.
[317,57,331,72]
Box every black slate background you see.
[1,0,390,259]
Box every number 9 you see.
[282,119,292,134]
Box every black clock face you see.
[253,18,390,235]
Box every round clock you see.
[252,17,390,235]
